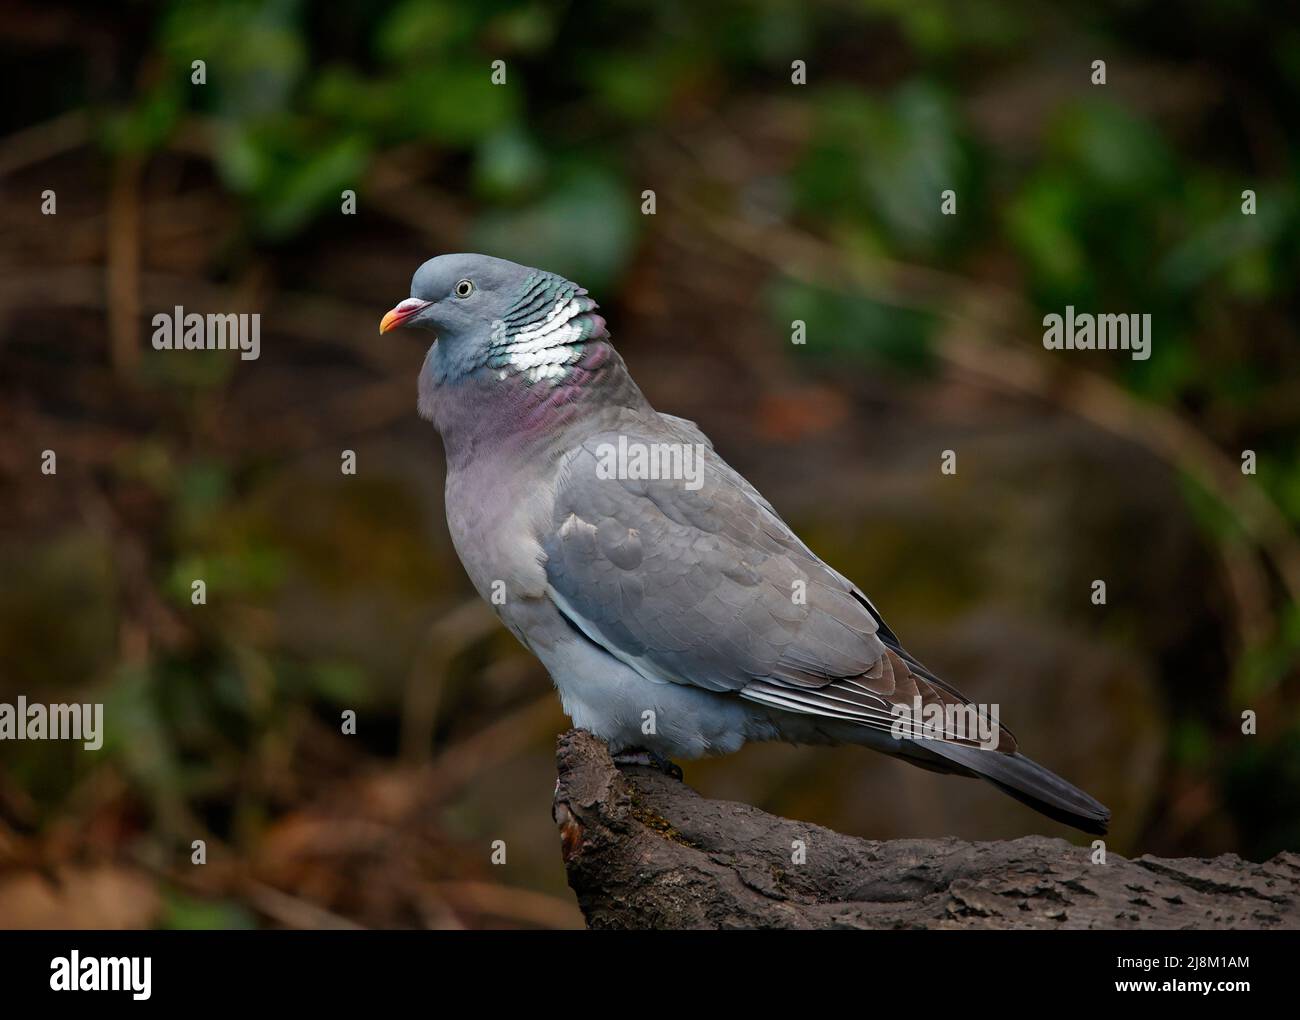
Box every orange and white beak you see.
[379,297,432,334]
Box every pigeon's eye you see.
[454,279,474,298]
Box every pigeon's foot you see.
[612,747,684,780]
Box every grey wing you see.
[541,426,1016,751]
[659,412,898,642]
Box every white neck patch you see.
[489,294,596,384]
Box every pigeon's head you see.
[380,253,531,342]
[381,253,608,387]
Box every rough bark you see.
[552,729,1300,930]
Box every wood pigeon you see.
[380,253,1111,835]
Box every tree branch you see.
[552,730,1300,930]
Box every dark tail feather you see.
[924,742,1111,836]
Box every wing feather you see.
[542,419,1018,753]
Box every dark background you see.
[1,0,1297,929]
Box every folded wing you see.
[542,423,1016,752]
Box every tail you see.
[923,741,1111,836]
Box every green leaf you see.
[795,82,970,255]
[162,891,259,930]
[398,64,518,145]
[470,167,638,291]
[473,128,546,200]
[767,277,938,376]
